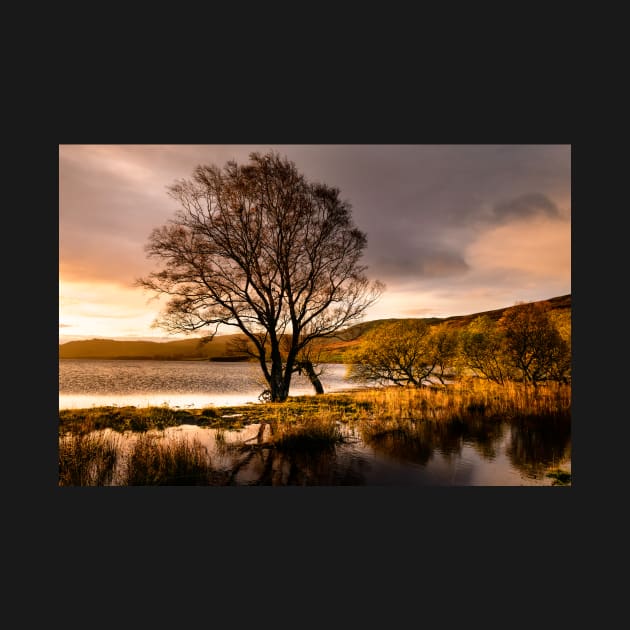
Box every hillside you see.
[58,334,250,361]
[59,294,571,362]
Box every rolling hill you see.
[59,294,571,362]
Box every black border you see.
[33,54,587,613]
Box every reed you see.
[267,412,345,451]
[123,433,215,485]
[58,430,120,486]
[349,380,570,423]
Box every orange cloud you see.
[465,215,570,285]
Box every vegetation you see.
[499,301,571,385]
[59,431,120,486]
[267,415,345,451]
[60,380,570,435]
[58,381,570,486]
[59,404,246,435]
[60,294,570,365]
[348,298,571,389]
[347,320,458,387]
[59,295,571,485]
[459,315,509,384]
[546,469,572,486]
[136,150,383,401]
[124,434,216,486]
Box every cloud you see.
[465,214,570,286]
[489,193,561,223]
[367,248,469,282]
[59,145,571,337]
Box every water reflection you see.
[506,417,572,479]
[59,360,367,409]
[226,445,369,486]
[61,414,570,486]
[362,427,435,466]
[460,417,507,460]
[359,418,506,467]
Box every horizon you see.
[59,145,571,341]
[59,291,571,345]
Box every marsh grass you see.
[60,381,570,439]
[349,380,570,423]
[545,468,572,486]
[59,404,233,435]
[267,413,344,451]
[124,433,215,485]
[58,380,570,485]
[59,431,120,486]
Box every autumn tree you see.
[428,325,460,384]
[458,315,509,384]
[499,301,570,387]
[138,151,383,402]
[347,320,458,387]
[548,309,572,384]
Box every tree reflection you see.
[204,415,570,485]
[219,438,368,486]
[363,427,436,466]
[460,418,507,460]
[506,417,571,479]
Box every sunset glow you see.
[59,144,571,342]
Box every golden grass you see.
[340,379,570,423]
[59,430,121,486]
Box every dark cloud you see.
[366,248,469,282]
[491,193,561,223]
[60,145,571,328]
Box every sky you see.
[59,144,571,342]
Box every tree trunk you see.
[297,360,324,395]
[269,359,289,402]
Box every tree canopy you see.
[138,151,383,402]
[347,320,458,387]
[348,301,571,389]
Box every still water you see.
[58,360,571,486]
[59,359,363,409]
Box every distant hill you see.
[58,334,249,361]
[59,294,571,362]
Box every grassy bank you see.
[59,381,571,486]
[59,380,571,435]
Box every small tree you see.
[499,301,570,387]
[428,324,460,385]
[347,320,457,387]
[138,151,383,402]
[548,309,572,384]
[458,315,508,384]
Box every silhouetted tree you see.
[138,151,383,402]
[499,301,570,387]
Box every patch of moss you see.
[546,469,571,485]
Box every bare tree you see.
[137,151,383,402]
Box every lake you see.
[59,359,365,409]
[58,359,571,486]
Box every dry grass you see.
[348,380,570,423]
[58,380,570,485]
[124,433,215,485]
[59,430,120,486]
